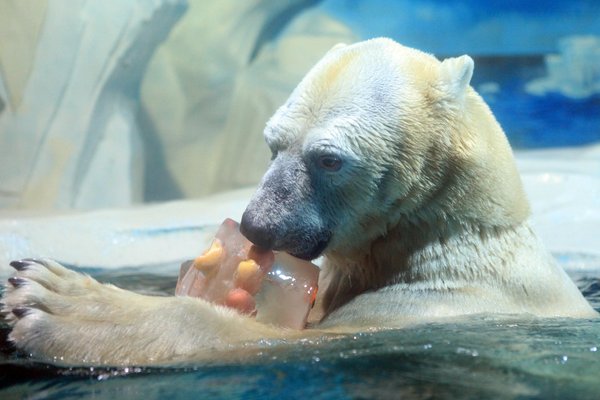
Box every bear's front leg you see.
[1,259,281,366]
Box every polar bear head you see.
[240,38,529,260]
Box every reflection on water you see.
[1,256,600,399]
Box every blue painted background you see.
[320,0,600,55]
[316,0,600,149]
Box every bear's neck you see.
[321,216,535,317]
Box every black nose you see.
[240,210,276,250]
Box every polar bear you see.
[2,38,597,366]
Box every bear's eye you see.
[317,154,342,171]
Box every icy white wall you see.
[0,0,187,210]
[0,0,355,210]
[140,1,355,200]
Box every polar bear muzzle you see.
[240,154,332,260]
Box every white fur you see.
[2,38,596,366]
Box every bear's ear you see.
[439,55,474,101]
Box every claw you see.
[9,260,36,271]
[23,258,47,266]
[12,307,30,318]
[8,277,27,288]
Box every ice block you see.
[175,219,319,329]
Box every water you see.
[1,256,600,399]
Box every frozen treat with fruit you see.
[176,219,319,329]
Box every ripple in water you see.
[1,255,600,399]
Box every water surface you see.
[1,256,599,399]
